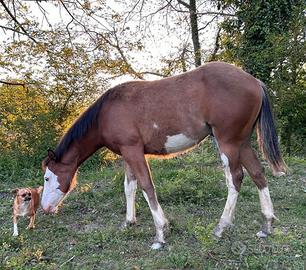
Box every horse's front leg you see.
[120,144,168,249]
[123,162,137,227]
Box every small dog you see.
[13,186,43,236]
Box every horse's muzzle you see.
[42,205,56,214]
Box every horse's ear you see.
[47,149,56,160]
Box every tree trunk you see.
[189,0,201,67]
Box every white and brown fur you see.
[13,186,43,236]
[41,62,287,248]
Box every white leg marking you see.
[214,153,239,238]
[124,175,137,223]
[142,191,168,248]
[13,223,18,236]
[258,187,275,220]
[257,187,275,237]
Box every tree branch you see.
[197,11,236,17]
[0,0,39,44]
[144,1,172,18]
[112,32,144,79]
[210,27,221,61]
[177,0,190,9]
[140,71,167,77]
[0,80,25,87]
[0,24,27,36]
[198,15,218,32]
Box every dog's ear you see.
[47,149,56,161]
[12,188,19,195]
[37,186,43,194]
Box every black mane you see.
[54,91,111,161]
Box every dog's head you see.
[13,188,32,204]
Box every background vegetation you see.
[0,1,305,181]
[0,1,305,269]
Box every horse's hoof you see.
[213,226,223,238]
[12,232,18,237]
[120,221,136,230]
[273,171,286,177]
[256,230,269,238]
[151,242,164,250]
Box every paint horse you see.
[41,62,286,249]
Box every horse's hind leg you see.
[120,144,168,249]
[213,143,244,238]
[240,145,276,238]
[123,162,137,227]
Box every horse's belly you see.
[144,123,211,155]
[164,133,197,153]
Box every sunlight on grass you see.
[0,144,305,269]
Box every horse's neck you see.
[61,128,102,168]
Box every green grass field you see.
[0,141,305,269]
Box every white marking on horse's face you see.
[41,167,65,213]
[258,187,275,220]
[164,133,196,153]
[153,122,159,129]
[124,175,137,223]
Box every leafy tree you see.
[218,0,306,155]
[0,84,56,181]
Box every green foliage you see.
[0,32,111,180]
[0,85,56,182]
[219,0,306,155]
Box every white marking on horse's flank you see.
[165,133,196,153]
[153,122,159,129]
[13,223,18,236]
[258,187,275,220]
[215,153,238,237]
[124,175,137,223]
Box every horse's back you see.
[100,62,263,155]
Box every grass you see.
[0,140,305,269]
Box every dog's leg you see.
[27,214,36,229]
[13,215,18,236]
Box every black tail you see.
[257,82,287,176]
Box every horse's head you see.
[41,149,77,214]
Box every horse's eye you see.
[45,177,49,182]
